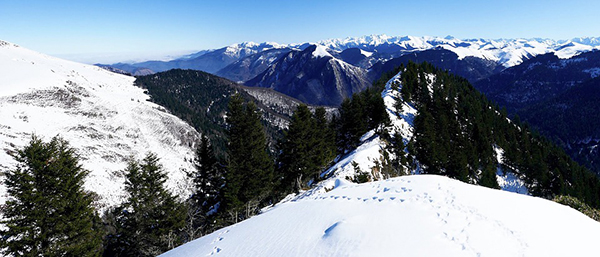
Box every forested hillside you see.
[134,69,303,156]
[397,62,600,207]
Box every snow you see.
[554,42,597,59]
[312,45,333,59]
[381,72,416,143]
[320,71,416,182]
[162,175,600,257]
[317,35,600,67]
[359,49,373,57]
[321,130,384,181]
[0,41,199,209]
[494,145,529,195]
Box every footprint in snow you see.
[209,247,222,255]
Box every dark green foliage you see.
[402,62,600,207]
[186,135,224,237]
[519,76,600,175]
[190,135,223,212]
[105,153,186,257]
[222,94,274,221]
[277,105,337,193]
[553,195,600,222]
[313,107,338,173]
[352,161,370,183]
[336,87,390,153]
[135,69,290,158]
[474,51,600,175]
[135,69,239,157]
[1,136,102,256]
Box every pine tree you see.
[106,153,185,257]
[312,107,337,179]
[278,104,316,191]
[186,135,223,238]
[223,93,274,221]
[0,135,102,256]
[190,135,223,214]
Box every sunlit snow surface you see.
[163,175,600,257]
[0,41,199,208]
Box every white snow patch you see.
[381,72,417,142]
[496,170,529,195]
[321,131,383,181]
[359,49,373,57]
[312,45,333,58]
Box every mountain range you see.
[100,35,600,107]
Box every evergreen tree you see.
[189,135,223,215]
[223,93,274,221]
[184,135,224,239]
[0,136,102,256]
[312,107,337,178]
[278,104,316,191]
[106,153,185,257]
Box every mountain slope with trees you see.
[134,69,308,156]
[474,50,600,175]
[246,45,372,106]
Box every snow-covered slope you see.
[0,40,199,208]
[163,175,600,257]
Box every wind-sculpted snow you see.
[0,41,199,209]
[163,175,600,257]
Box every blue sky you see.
[2,0,599,63]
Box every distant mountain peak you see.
[311,44,334,59]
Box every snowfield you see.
[0,40,199,208]
[162,175,600,257]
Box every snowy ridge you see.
[0,40,200,209]
[312,45,334,58]
[317,35,600,67]
[321,72,415,181]
[223,41,288,59]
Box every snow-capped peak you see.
[311,44,333,58]
[315,35,600,67]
